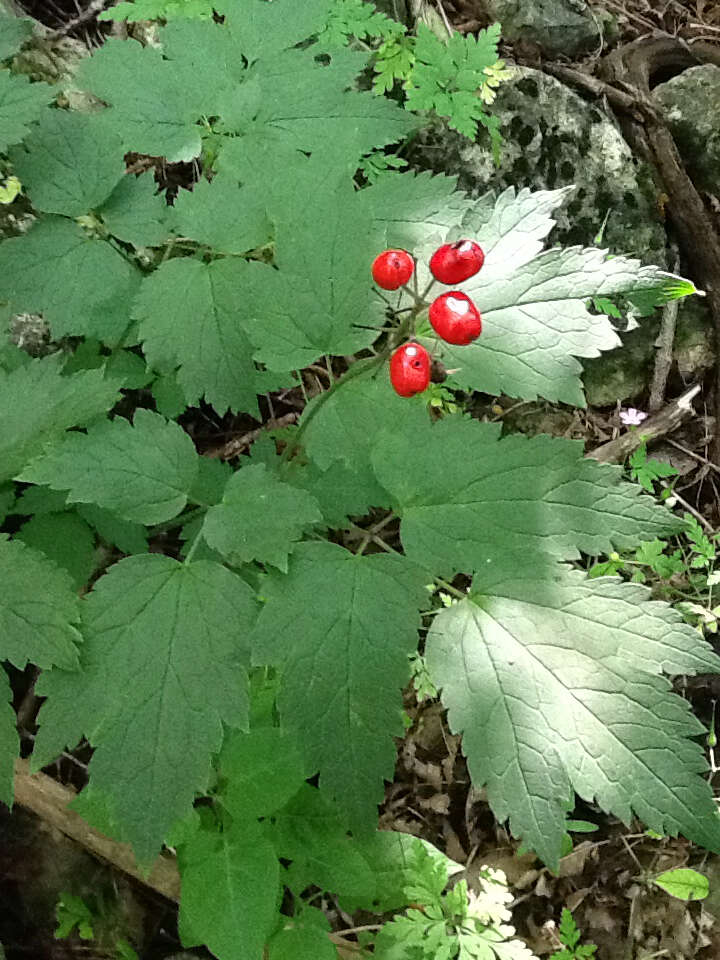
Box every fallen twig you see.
[588,383,701,463]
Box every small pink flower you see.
[619,407,648,427]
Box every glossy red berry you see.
[429,240,484,285]
[429,291,482,345]
[371,249,414,290]
[390,342,431,397]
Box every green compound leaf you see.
[0,357,122,484]
[373,417,683,577]
[10,109,124,217]
[217,727,306,820]
[252,542,427,828]
[202,464,322,572]
[132,257,265,416]
[317,0,403,51]
[0,218,140,344]
[426,563,720,868]
[99,174,177,248]
[19,409,199,526]
[406,24,504,141]
[433,243,697,407]
[0,71,55,153]
[16,512,96,589]
[0,668,18,807]
[33,555,258,860]
[0,535,81,671]
[178,820,279,960]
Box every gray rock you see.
[407,65,667,262]
[653,64,720,195]
[485,0,605,58]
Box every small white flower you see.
[619,407,648,426]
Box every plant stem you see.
[279,355,386,467]
[149,506,206,535]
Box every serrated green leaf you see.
[0,357,122,484]
[11,484,69,515]
[268,922,336,960]
[652,867,709,901]
[373,417,682,576]
[16,512,96,589]
[178,820,279,960]
[0,217,140,344]
[33,555,258,859]
[361,170,472,252]
[270,784,376,899]
[252,542,427,827]
[218,727,306,820]
[76,503,148,555]
[0,669,18,807]
[10,110,124,217]
[215,0,334,58]
[0,72,55,153]
[0,535,81,670]
[151,370,187,418]
[99,173,177,248]
[431,244,696,405]
[0,9,34,60]
[287,459,382,528]
[172,173,270,255]
[76,39,205,161]
[203,463,322,571]
[189,457,231,508]
[19,409,199,525]
[0,482,14,523]
[133,257,263,415]
[100,0,213,20]
[426,563,720,868]
[103,349,152,389]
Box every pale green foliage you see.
[425,565,720,868]
[318,0,403,50]
[652,867,709,901]
[0,7,34,60]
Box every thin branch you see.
[649,248,681,412]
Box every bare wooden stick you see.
[204,412,299,461]
[13,758,181,901]
[648,249,681,412]
[588,384,701,463]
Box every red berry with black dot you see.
[371,249,414,290]
[429,240,484,285]
[390,342,431,397]
[429,291,482,345]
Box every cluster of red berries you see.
[371,241,484,397]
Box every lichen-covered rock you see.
[653,64,720,195]
[407,65,667,263]
[484,0,609,58]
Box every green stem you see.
[149,505,207,535]
[279,354,386,468]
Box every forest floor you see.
[4,0,720,958]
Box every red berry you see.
[429,291,482,345]
[429,240,484,285]
[372,249,414,290]
[390,342,431,397]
